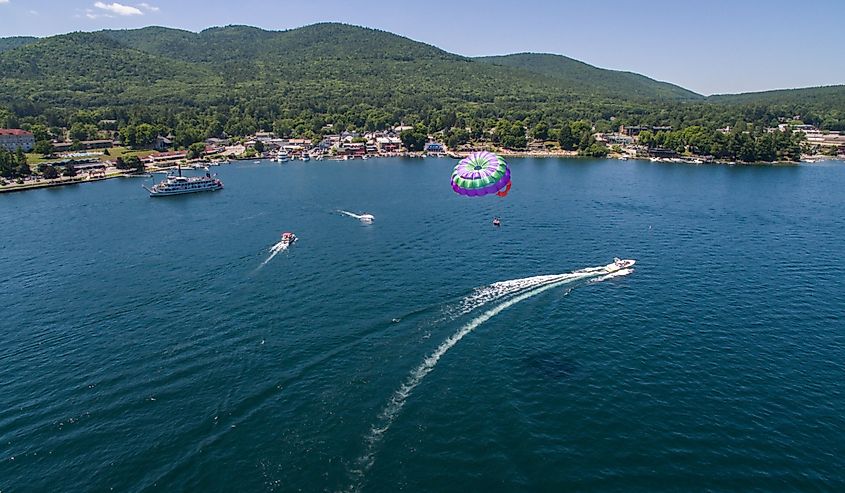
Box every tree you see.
[531,122,549,141]
[558,123,577,150]
[252,140,265,153]
[400,129,427,152]
[637,130,655,148]
[34,140,53,156]
[125,155,142,171]
[187,142,206,159]
[39,164,59,179]
[15,149,29,177]
[63,164,77,177]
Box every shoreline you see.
[2,155,840,194]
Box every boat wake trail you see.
[346,262,625,492]
[338,210,375,223]
[260,241,288,267]
[338,210,363,220]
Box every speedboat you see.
[492,217,501,227]
[280,233,296,248]
[359,214,374,224]
[604,257,635,272]
[280,232,297,247]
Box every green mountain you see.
[0,36,37,53]
[476,53,703,100]
[0,23,842,134]
[0,23,700,117]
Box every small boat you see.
[492,217,501,227]
[301,154,310,162]
[604,257,635,272]
[359,214,374,224]
[280,231,297,247]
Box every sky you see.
[1,0,843,95]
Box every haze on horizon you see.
[1,0,843,96]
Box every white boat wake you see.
[260,241,289,266]
[589,268,634,283]
[338,210,375,223]
[345,260,635,491]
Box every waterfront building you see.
[0,129,35,151]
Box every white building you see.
[0,129,35,152]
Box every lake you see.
[2,157,844,492]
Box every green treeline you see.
[638,126,804,162]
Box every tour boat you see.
[144,165,223,197]
[275,152,289,163]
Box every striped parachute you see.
[450,151,512,197]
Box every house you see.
[376,136,401,153]
[78,139,114,150]
[287,138,313,149]
[153,135,173,151]
[0,129,35,152]
[205,137,231,147]
[648,147,678,158]
[143,150,188,163]
[619,125,672,137]
[342,142,367,156]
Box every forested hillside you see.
[0,22,843,148]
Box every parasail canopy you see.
[450,151,512,197]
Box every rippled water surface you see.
[2,158,844,491]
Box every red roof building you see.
[0,129,35,152]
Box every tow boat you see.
[280,232,297,247]
[604,257,635,272]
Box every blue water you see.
[2,158,844,491]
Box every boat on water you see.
[280,231,297,247]
[604,257,635,272]
[143,165,223,197]
[492,217,501,227]
[275,152,289,163]
[301,154,310,162]
[358,214,374,224]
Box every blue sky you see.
[1,0,843,95]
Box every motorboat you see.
[280,232,297,247]
[492,217,501,227]
[604,257,635,272]
[275,151,289,163]
[301,154,310,161]
[359,214,374,224]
